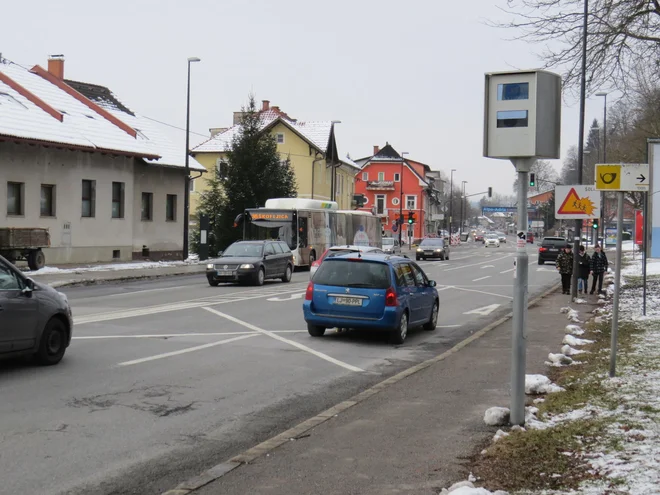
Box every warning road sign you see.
[555,185,601,219]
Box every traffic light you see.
[529,173,536,187]
[592,219,599,230]
[488,186,493,198]
[408,211,414,224]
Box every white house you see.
[0,56,204,264]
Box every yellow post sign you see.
[595,164,622,190]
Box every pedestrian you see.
[577,245,590,294]
[590,244,609,295]
[556,244,573,295]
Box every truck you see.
[0,228,49,270]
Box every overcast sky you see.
[1,0,612,200]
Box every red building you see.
[354,144,437,239]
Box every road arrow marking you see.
[464,304,501,316]
[267,292,305,302]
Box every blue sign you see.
[482,206,538,214]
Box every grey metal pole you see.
[183,61,192,261]
[511,159,531,425]
[643,191,648,315]
[449,170,455,237]
[572,0,589,298]
[609,191,624,377]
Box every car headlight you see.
[206,263,214,269]
[435,249,442,252]
[416,248,423,252]
[239,264,254,269]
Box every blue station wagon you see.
[302,254,439,344]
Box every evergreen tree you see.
[190,171,225,256]
[217,95,297,247]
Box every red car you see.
[527,232,534,244]
[475,233,485,242]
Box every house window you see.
[378,172,385,181]
[216,159,228,179]
[394,173,400,182]
[406,195,417,210]
[276,133,285,144]
[112,182,125,219]
[362,172,368,181]
[189,178,195,192]
[40,184,55,217]
[82,179,96,217]
[141,192,153,221]
[7,182,23,215]
[166,194,177,222]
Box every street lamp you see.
[183,56,201,261]
[449,169,456,237]
[330,120,342,203]
[460,180,468,235]
[399,151,409,246]
[596,91,608,245]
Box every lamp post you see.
[183,56,201,261]
[398,151,409,246]
[449,169,456,237]
[596,91,608,245]
[460,180,468,235]
[329,120,342,203]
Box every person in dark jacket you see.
[556,244,574,295]
[590,244,609,295]
[577,245,591,294]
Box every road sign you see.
[595,163,649,191]
[555,185,601,219]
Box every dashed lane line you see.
[472,276,491,282]
[202,307,365,373]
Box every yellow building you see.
[190,101,358,216]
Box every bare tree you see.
[494,0,660,94]
[513,159,560,192]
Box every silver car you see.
[381,238,401,255]
[0,255,73,365]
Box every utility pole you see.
[449,169,456,237]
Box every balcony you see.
[366,180,395,191]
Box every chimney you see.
[47,54,65,79]
[373,145,379,155]
[262,100,270,111]
[233,112,245,125]
[271,106,280,113]
[209,127,229,138]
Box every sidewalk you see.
[168,286,580,495]
[26,260,207,287]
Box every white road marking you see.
[69,284,194,302]
[75,330,308,340]
[481,265,495,269]
[267,292,305,302]
[444,286,513,300]
[464,304,501,316]
[74,286,308,325]
[500,267,515,274]
[202,307,364,373]
[437,324,461,328]
[117,334,259,366]
[472,276,491,282]
[443,254,512,272]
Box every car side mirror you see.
[217,250,223,256]
[21,279,34,296]
[428,280,437,287]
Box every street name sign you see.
[595,163,649,192]
[555,185,601,219]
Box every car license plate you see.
[334,297,362,306]
[549,249,558,252]
[217,270,234,276]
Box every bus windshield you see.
[244,209,296,250]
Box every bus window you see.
[298,217,308,248]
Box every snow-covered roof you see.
[340,154,359,169]
[192,111,333,155]
[0,61,203,170]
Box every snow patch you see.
[546,353,573,366]
[573,298,587,304]
[492,429,509,442]
[563,334,594,346]
[565,324,584,335]
[525,374,564,394]
[561,344,587,356]
[484,407,510,426]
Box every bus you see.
[238,198,382,267]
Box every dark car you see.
[538,236,567,265]
[0,254,73,365]
[206,240,294,286]
[415,238,450,261]
[303,253,438,344]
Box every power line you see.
[142,115,209,138]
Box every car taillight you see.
[539,247,547,252]
[305,282,314,300]
[385,287,397,306]
[311,260,320,267]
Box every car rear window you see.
[313,259,391,289]
[542,238,567,247]
[326,249,356,259]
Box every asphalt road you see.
[0,239,559,495]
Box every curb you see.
[34,267,207,288]
[163,282,562,495]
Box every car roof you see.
[328,245,381,251]
[324,252,408,264]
